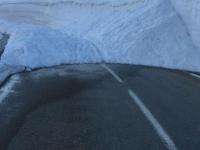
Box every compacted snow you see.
[0,0,200,73]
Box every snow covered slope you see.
[0,0,200,72]
[170,0,200,50]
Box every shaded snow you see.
[0,33,2,39]
[1,26,102,68]
[0,0,200,72]
[170,0,200,50]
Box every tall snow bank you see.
[1,25,102,68]
[170,0,200,50]
[0,0,200,72]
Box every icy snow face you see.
[0,25,103,68]
[0,1,50,25]
[170,0,200,50]
[0,0,200,72]
[0,0,143,25]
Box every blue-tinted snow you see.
[0,0,199,72]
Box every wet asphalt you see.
[0,64,200,150]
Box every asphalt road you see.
[0,64,200,150]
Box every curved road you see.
[0,64,200,150]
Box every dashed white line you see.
[128,89,178,150]
[101,64,123,83]
[190,73,200,80]
[0,75,20,103]
[101,64,178,150]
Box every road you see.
[0,64,200,150]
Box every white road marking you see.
[101,64,123,83]
[101,63,178,149]
[190,73,200,80]
[128,89,178,150]
[0,75,20,103]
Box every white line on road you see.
[0,75,20,103]
[128,89,178,150]
[101,63,178,150]
[101,64,123,83]
[190,73,200,80]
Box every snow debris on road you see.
[0,63,25,86]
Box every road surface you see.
[0,64,200,150]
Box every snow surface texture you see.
[0,63,24,85]
[0,0,200,72]
[170,0,200,50]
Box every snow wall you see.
[0,0,200,72]
[170,0,200,50]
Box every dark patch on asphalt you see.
[1,64,200,150]
[0,71,97,150]
[7,72,167,150]
[0,33,9,58]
